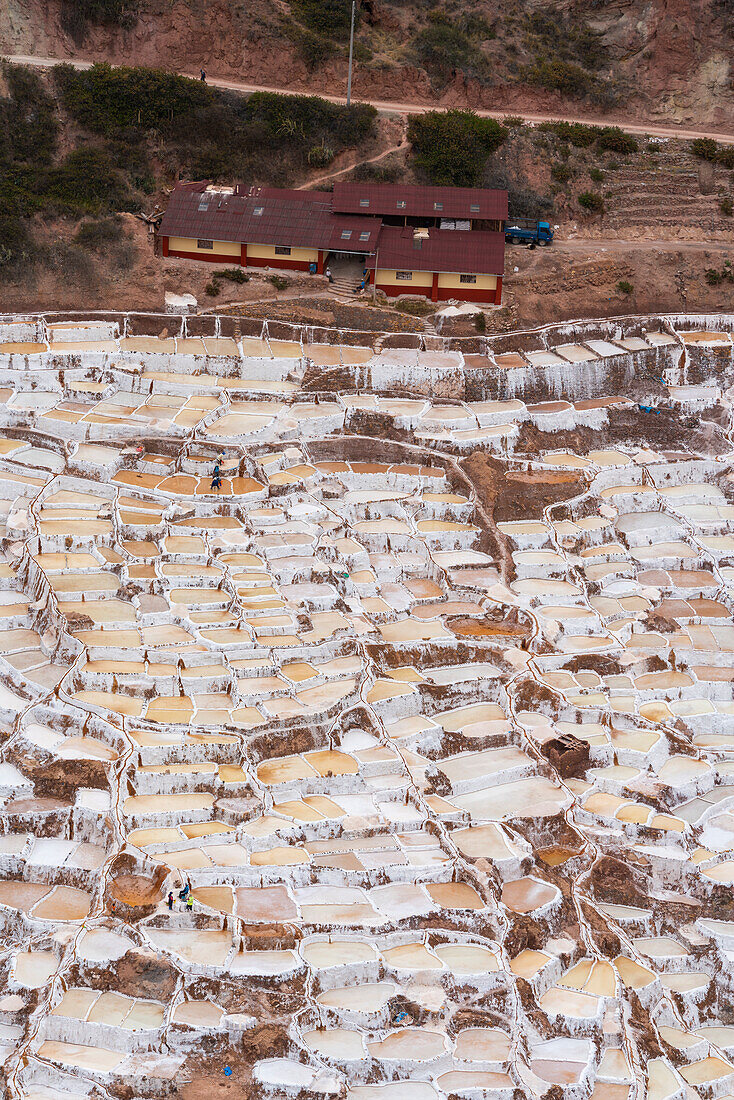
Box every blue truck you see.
[504,218,554,246]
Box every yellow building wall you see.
[376,268,433,289]
[167,236,241,257]
[438,273,497,290]
[248,243,319,262]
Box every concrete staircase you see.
[328,275,366,303]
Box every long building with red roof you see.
[158,180,507,305]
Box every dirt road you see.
[7,53,734,144]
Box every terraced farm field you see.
[0,310,734,1098]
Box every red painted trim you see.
[495,276,503,305]
[376,281,495,304]
[317,250,325,275]
[376,282,432,298]
[168,247,242,264]
[436,285,495,303]
[161,236,169,258]
[243,255,312,272]
[431,272,439,303]
[166,248,311,271]
[241,242,247,267]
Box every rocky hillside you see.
[1,0,732,127]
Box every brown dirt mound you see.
[105,853,166,920]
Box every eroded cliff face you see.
[0,0,731,126]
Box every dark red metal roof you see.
[366,226,505,276]
[332,182,508,221]
[159,183,382,251]
[159,182,507,273]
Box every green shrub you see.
[589,167,605,182]
[537,120,599,147]
[393,297,435,317]
[578,190,604,213]
[0,63,58,167]
[205,281,221,296]
[291,0,358,39]
[40,147,131,215]
[596,126,637,153]
[269,274,290,290]
[217,267,249,283]
[412,22,481,85]
[474,311,486,333]
[721,196,733,217]
[502,116,525,128]
[718,146,734,169]
[291,28,338,69]
[691,137,719,161]
[74,215,125,248]
[617,280,633,294]
[244,92,377,153]
[408,109,508,187]
[461,13,496,38]
[551,162,572,183]
[705,268,722,285]
[523,7,605,70]
[523,59,595,98]
[307,141,335,167]
[54,62,214,135]
[61,0,138,41]
[0,215,40,277]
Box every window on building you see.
[460,274,477,284]
[253,206,264,216]
[340,230,352,240]
[396,271,413,281]
[470,204,480,213]
[197,239,213,249]
[434,202,443,211]
[274,246,291,256]
[359,231,371,241]
[359,198,370,207]
[396,200,406,209]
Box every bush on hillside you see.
[54,62,214,134]
[74,215,125,248]
[596,126,638,153]
[537,120,599,147]
[61,0,138,39]
[691,138,734,169]
[523,7,605,70]
[408,109,508,187]
[578,190,604,213]
[0,63,58,167]
[412,22,483,85]
[691,137,719,162]
[523,59,596,98]
[551,162,572,183]
[291,28,338,69]
[244,92,376,151]
[0,216,40,277]
[291,0,358,39]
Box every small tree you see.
[578,191,604,213]
[408,109,508,187]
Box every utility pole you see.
[346,0,356,107]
